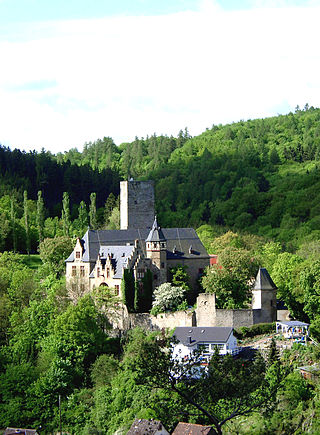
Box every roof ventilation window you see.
[189,245,193,254]
[201,329,205,333]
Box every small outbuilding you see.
[276,321,309,339]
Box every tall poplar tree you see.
[23,191,30,255]
[89,192,97,230]
[62,192,71,237]
[10,198,17,252]
[78,200,88,235]
[37,191,45,244]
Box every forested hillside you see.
[2,107,320,433]
[2,105,320,253]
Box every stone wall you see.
[128,310,195,331]
[214,309,254,328]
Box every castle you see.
[66,180,210,299]
[65,180,278,329]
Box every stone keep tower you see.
[252,267,277,323]
[120,180,155,230]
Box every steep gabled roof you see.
[253,267,277,291]
[173,327,233,347]
[99,245,135,278]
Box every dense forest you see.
[2,106,320,433]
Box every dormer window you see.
[76,251,81,259]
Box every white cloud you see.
[0,1,320,152]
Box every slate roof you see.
[98,245,135,278]
[253,268,277,291]
[172,422,215,435]
[146,216,166,242]
[66,228,208,263]
[127,418,168,434]
[173,327,233,347]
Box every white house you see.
[172,326,239,362]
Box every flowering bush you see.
[151,282,186,313]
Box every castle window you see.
[76,251,81,259]
[153,242,157,248]
[97,267,100,277]
[161,262,165,269]
[80,266,85,277]
[115,285,119,296]
[80,284,85,292]
[72,266,77,276]
[107,268,110,278]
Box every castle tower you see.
[120,180,155,230]
[252,267,277,322]
[146,217,167,285]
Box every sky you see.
[0,0,320,154]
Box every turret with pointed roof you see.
[252,267,277,322]
[146,216,167,285]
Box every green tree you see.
[10,197,17,252]
[39,236,73,277]
[89,192,97,230]
[23,191,30,255]
[77,200,88,235]
[130,330,282,435]
[121,269,135,312]
[201,247,260,309]
[36,190,45,244]
[62,192,71,237]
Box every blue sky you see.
[0,0,320,152]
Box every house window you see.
[115,285,119,296]
[199,343,210,353]
[76,251,80,259]
[97,267,100,277]
[72,266,77,276]
[80,266,85,277]
[80,284,85,292]
[137,268,145,279]
[153,242,157,249]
